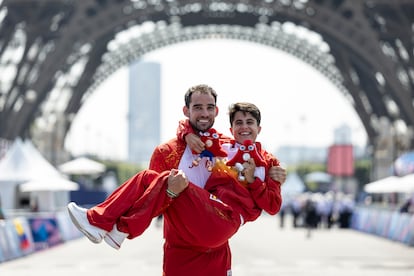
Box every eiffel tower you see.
[0,0,413,168]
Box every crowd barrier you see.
[2,207,413,263]
[0,211,82,263]
[351,206,414,247]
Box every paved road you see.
[1,215,414,276]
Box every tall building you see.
[333,124,352,145]
[128,61,161,165]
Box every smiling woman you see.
[65,39,367,160]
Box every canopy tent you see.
[364,176,400,193]
[20,178,79,192]
[19,178,79,212]
[364,175,414,194]
[0,138,63,182]
[0,138,69,210]
[304,171,333,192]
[393,174,414,193]
[58,157,106,175]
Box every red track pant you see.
[86,169,256,275]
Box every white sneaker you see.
[67,202,107,243]
[104,224,128,250]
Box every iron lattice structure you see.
[0,0,413,151]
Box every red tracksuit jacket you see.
[87,122,282,276]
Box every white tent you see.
[364,176,401,193]
[0,138,70,210]
[0,138,63,182]
[305,171,332,183]
[19,178,79,212]
[393,174,414,193]
[58,157,105,175]
[304,171,333,192]
[20,178,79,192]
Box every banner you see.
[327,144,354,176]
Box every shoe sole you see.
[104,234,121,250]
[67,203,102,244]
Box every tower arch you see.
[0,0,412,152]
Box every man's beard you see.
[190,120,214,133]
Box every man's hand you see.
[185,133,205,153]
[167,169,189,195]
[242,158,257,184]
[269,166,287,184]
